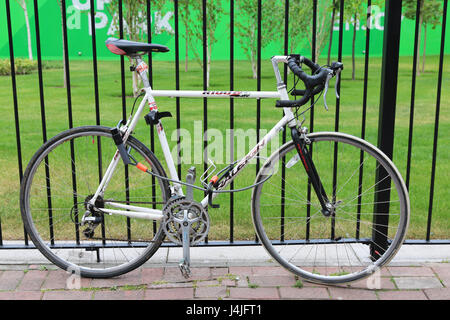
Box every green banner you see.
[0,0,448,61]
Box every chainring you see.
[162,197,210,246]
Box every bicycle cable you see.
[126,151,275,194]
[290,64,327,121]
[143,167,273,194]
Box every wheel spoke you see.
[22,128,169,277]
[253,133,408,283]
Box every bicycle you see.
[19,38,409,285]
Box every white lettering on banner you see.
[97,0,111,11]
[333,5,385,31]
[72,0,111,10]
[332,5,405,32]
[106,13,119,35]
[88,12,108,35]
[67,5,81,29]
[154,12,174,34]
[72,0,89,10]
[107,12,147,37]
[333,12,386,31]
[68,1,174,36]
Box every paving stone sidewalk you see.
[0,263,449,300]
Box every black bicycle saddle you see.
[105,38,169,56]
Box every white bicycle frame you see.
[88,56,298,221]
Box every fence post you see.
[370,0,402,260]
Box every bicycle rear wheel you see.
[252,132,409,284]
[20,126,170,278]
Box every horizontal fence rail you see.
[1,0,449,252]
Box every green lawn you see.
[0,54,449,241]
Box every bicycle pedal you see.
[179,261,191,279]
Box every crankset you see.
[162,167,210,278]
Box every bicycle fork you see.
[290,127,333,217]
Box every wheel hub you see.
[322,200,342,217]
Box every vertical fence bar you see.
[405,0,421,190]
[371,0,402,259]
[146,1,157,235]
[33,0,55,245]
[202,0,208,243]
[6,0,22,181]
[336,2,344,128]
[89,0,102,183]
[6,0,24,241]
[356,0,372,239]
[306,0,318,241]
[229,0,235,243]
[33,0,46,140]
[6,0,26,245]
[280,0,289,242]
[254,0,262,243]
[89,0,101,128]
[89,0,105,244]
[327,1,337,66]
[117,0,132,243]
[61,0,80,244]
[426,0,447,241]
[331,0,344,240]
[256,0,262,175]
[118,0,126,120]
[147,0,153,87]
[174,0,181,180]
[119,1,126,119]
[311,0,317,94]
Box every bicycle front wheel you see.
[252,132,409,284]
[20,126,170,278]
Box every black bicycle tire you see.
[20,126,171,278]
[251,131,410,284]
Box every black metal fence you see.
[1,0,449,250]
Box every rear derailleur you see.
[80,195,105,239]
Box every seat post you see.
[133,55,151,89]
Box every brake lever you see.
[323,72,333,111]
[335,69,341,99]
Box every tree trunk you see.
[185,24,189,72]
[132,70,139,97]
[352,14,357,80]
[327,2,336,66]
[127,56,139,97]
[21,1,33,60]
[207,43,211,88]
[250,28,257,79]
[250,50,257,79]
[421,25,427,73]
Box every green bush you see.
[42,60,63,70]
[0,58,38,76]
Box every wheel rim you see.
[252,132,409,284]
[22,128,169,276]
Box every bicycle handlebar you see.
[276,55,343,109]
